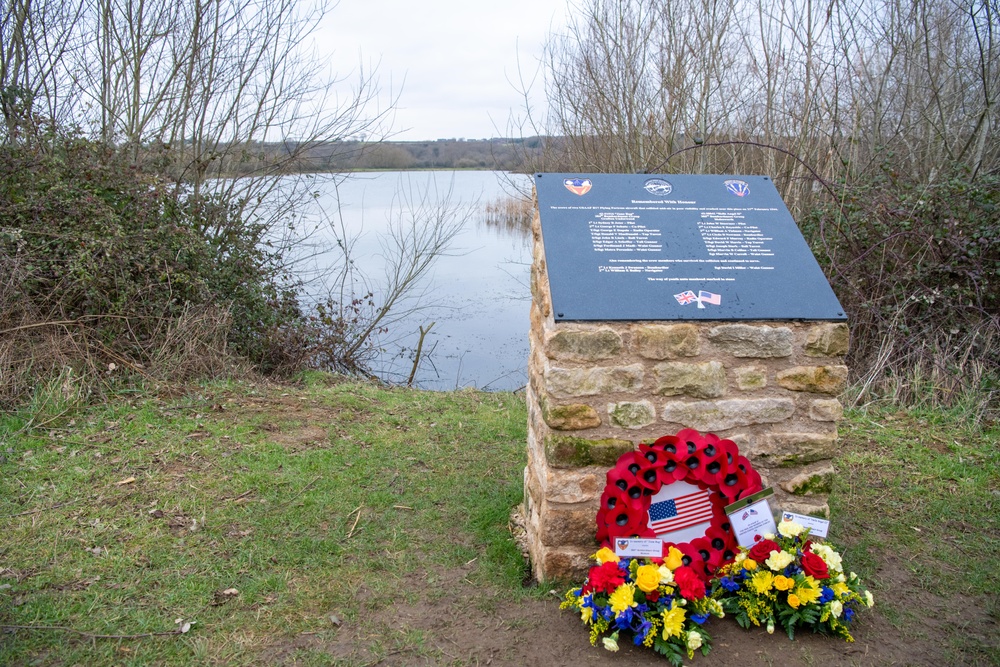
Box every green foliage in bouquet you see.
[561,547,724,666]
[712,520,874,641]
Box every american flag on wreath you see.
[648,488,714,533]
[674,290,698,305]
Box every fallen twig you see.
[1,624,184,640]
[1,500,76,519]
[345,505,363,539]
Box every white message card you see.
[613,537,664,559]
[725,488,778,548]
[780,511,830,538]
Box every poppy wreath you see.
[595,428,763,581]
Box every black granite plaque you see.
[535,173,845,321]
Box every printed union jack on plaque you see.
[595,428,764,581]
[674,290,698,305]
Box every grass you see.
[1,375,998,665]
[0,374,531,665]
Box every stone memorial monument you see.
[524,173,850,582]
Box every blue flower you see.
[691,613,710,625]
[819,587,834,604]
[720,576,741,592]
[631,615,652,644]
[844,607,855,622]
[784,564,802,576]
[614,606,635,630]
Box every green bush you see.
[0,124,303,405]
[804,172,999,409]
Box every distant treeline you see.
[238,137,552,174]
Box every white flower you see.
[765,549,795,571]
[686,630,703,651]
[766,620,775,634]
[763,532,776,541]
[830,600,844,618]
[864,590,875,608]
[778,520,804,538]
[602,634,620,652]
[657,565,675,585]
[811,544,844,573]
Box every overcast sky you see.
[317,0,570,141]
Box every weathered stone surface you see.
[537,546,593,583]
[540,395,601,430]
[810,398,844,422]
[547,328,623,362]
[756,432,839,467]
[707,324,794,357]
[780,498,830,519]
[734,365,767,391]
[805,323,850,357]
[634,324,700,360]
[776,365,848,394]
[545,434,634,468]
[608,401,656,430]
[538,501,600,547]
[543,468,604,504]
[660,397,795,431]
[780,463,836,495]
[546,364,645,397]
[653,361,726,398]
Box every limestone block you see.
[540,395,601,430]
[804,323,850,357]
[537,546,594,583]
[545,434,634,469]
[707,324,794,358]
[779,498,830,519]
[547,328,623,362]
[538,501,600,547]
[633,324,700,360]
[780,463,836,495]
[756,432,839,467]
[652,361,726,398]
[608,401,656,430]
[660,397,795,432]
[776,365,848,394]
[809,398,844,422]
[734,365,767,391]
[541,467,605,504]
[546,364,645,397]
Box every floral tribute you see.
[712,519,874,641]
[560,546,725,665]
[595,428,763,581]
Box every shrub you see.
[804,172,999,411]
[0,124,302,406]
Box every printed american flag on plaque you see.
[648,488,713,534]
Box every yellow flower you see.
[594,547,619,565]
[635,564,660,593]
[743,558,758,571]
[609,583,637,614]
[794,581,821,606]
[664,546,684,571]
[832,582,851,597]
[773,575,795,591]
[750,571,774,594]
[662,606,686,639]
[787,593,801,608]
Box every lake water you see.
[292,170,534,391]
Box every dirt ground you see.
[268,560,997,667]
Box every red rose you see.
[673,565,706,600]
[800,550,830,579]
[747,539,779,563]
[587,561,626,594]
